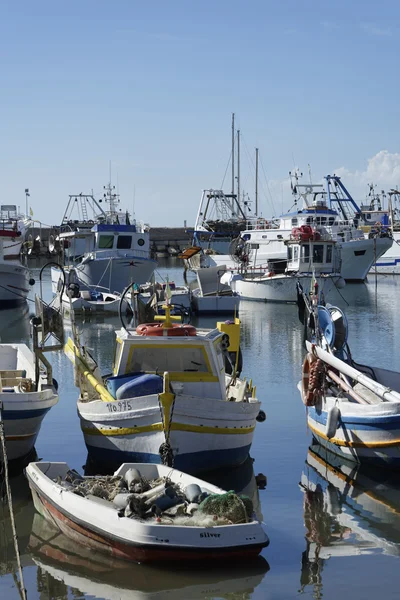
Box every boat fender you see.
[256,410,266,423]
[124,468,142,488]
[326,406,341,439]
[52,378,59,391]
[184,483,203,503]
[112,493,133,509]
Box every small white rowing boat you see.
[26,461,269,564]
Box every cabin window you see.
[138,238,145,246]
[98,235,114,249]
[312,244,324,263]
[328,217,335,225]
[293,246,299,260]
[301,244,310,260]
[117,235,132,249]
[127,347,210,374]
[306,217,312,225]
[287,247,293,261]
[291,218,298,227]
[326,245,333,263]
[367,214,371,220]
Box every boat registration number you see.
[106,401,132,413]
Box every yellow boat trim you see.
[81,422,255,437]
[309,448,400,516]
[308,420,400,448]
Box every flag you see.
[29,207,33,217]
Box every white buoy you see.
[326,406,341,439]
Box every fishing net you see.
[198,491,253,524]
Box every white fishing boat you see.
[65,306,264,473]
[297,286,400,467]
[55,280,132,316]
[0,203,32,259]
[0,346,58,462]
[51,183,157,293]
[191,265,240,315]
[0,296,63,462]
[225,231,345,303]
[187,174,393,282]
[26,460,269,564]
[0,209,34,307]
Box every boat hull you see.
[61,294,131,315]
[77,255,157,291]
[191,291,240,314]
[371,232,400,274]
[307,402,400,467]
[0,261,31,307]
[0,390,59,461]
[78,394,260,473]
[231,274,343,303]
[26,461,269,564]
[198,236,392,282]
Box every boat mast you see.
[255,148,259,216]
[237,129,240,210]
[231,113,235,214]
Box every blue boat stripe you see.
[86,444,252,473]
[308,407,400,428]
[3,407,51,420]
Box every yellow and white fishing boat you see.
[65,306,264,473]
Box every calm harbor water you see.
[2,260,400,599]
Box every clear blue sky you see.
[1,1,399,225]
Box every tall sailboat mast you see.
[231,113,235,214]
[255,147,259,216]
[237,129,240,209]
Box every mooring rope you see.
[0,406,27,600]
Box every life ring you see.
[136,323,197,337]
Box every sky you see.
[1,0,400,226]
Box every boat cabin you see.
[60,222,151,261]
[285,237,340,275]
[110,325,227,401]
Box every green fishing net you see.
[198,491,253,524]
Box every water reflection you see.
[29,516,268,600]
[0,470,35,577]
[0,305,31,343]
[299,443,400,595]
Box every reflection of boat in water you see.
[0,470,35,577]
[29,512,269,600]
[0,305,30,342]
[300,443,400,584]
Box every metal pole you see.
[255,147,259,216]
[231,113,235,214]
[237,130,240,208]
